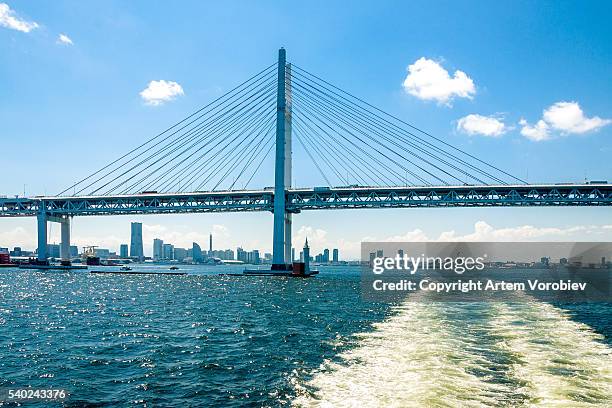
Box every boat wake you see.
[292,298,612,407]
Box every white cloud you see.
[457,114,507,137]
[139,80,184,106]
[57,33,73,45]
[0,226,35,248]
[520,101,610,141]
[402,57,475,105]
[519,118,550,142]
[542,101,611,134]
[379,221,611,244]
[0,3,38,32]
[436,221,584,241]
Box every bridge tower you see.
[272,48,292,269]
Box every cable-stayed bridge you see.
[1,48,611,268]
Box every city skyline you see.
[1,220,343,263]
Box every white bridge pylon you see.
[272,48,293,269]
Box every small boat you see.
[120,266,132,271]
[169,266,179,270]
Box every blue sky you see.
[1,1,611,258]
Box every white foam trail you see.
[489,302,612,407]
[292,300,611,407]
[293,302,509,407]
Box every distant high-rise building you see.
[163,244,174,260]
[209,234,213,253]
[323,248,330,263]
[247,250,260,264]
[236,247,246,262]
[153,239,163,261]
[174,248,188,262]
[193,242,203,262]
[333,248,339,263]
[130,222,144,260]
[48,244,60,258]
[70,245,79,258]
[292,248,296,262]
[119,244,129,258]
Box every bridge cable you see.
[58,62,278,196]
[291,75,501,185]
[99,78,277,195]
[292,89,437,186]
[121,85,277,194]
[292,64,526,184]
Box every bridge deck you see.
[1,183,610,217]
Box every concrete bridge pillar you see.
[60,216,71,262]
[37,205,47,262]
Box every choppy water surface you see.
[0,265,610,407]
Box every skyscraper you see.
[130,222,144,261]
[209,233,213,253]
[153,239,163,261]
[333,248,339,263]
[192,242,202,263]
[163,243,174,260]
[323,248,330,263]
[119,244,128,258]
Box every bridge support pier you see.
[37,206,47,262]
[48,215,71,263]
[59,216,71,262]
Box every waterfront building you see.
[333,248,339,263]
[130,222,144,261]
[192,242,203,262]
[323,248,330,263]
[236,247,246,262]
[119,244,128,258]
[94,248,110,259]
[48,244,60,258]
[153,238,163,261]
[162,244,174,260]
[246,250,260,264]
[174,248,188,262]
